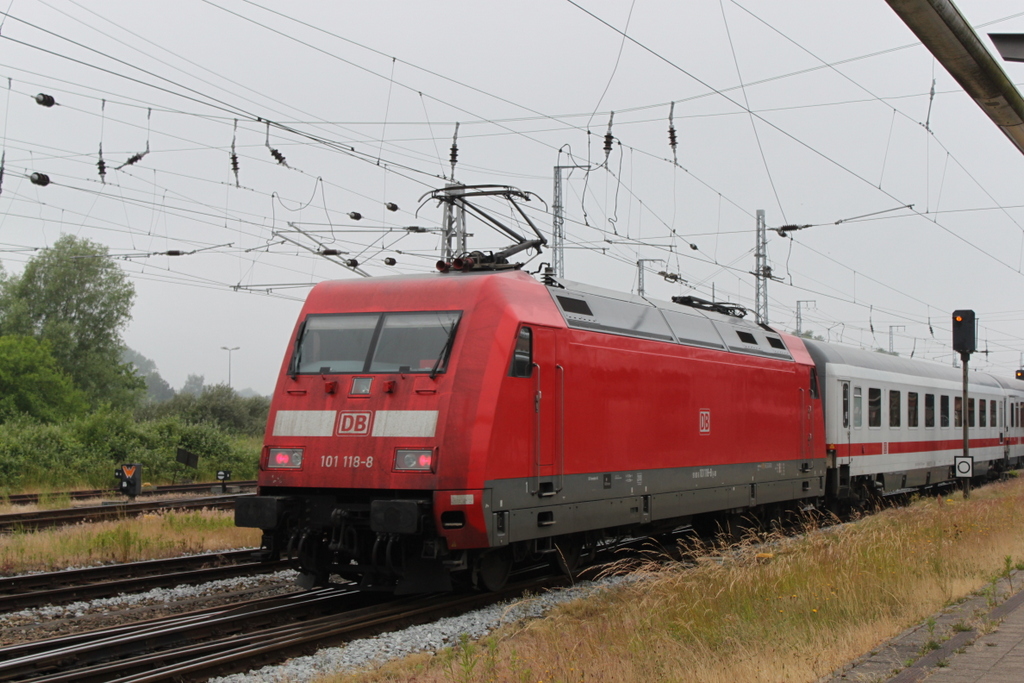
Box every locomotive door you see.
[531,326,563,496]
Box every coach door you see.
[839,381,852,466]
[531,326,563,497]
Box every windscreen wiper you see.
[430,319,460,379]
[288,320,307,378]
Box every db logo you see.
[699,410,711,435]
[338,411,372,436]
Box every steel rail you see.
[2,481,257,506]
[0,551,287,613]
[0,494,253,533]
[0,572,567,683]
[0,588,363,679]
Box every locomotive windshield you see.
[292,311,461,375]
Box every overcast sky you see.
[3,0,1024,395]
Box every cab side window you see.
[509,327,533,377]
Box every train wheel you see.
[552,534,586,576]
[295,529,331,588]
[477,548,512,592]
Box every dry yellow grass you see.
[326,477,1024,683]
[0,510,261,573]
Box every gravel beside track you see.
[210,575,636,683]
[0,560,631,683]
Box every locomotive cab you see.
[236,271,553,592]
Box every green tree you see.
[180,374,205,396]
[135,383,269,436]
[123,348,176,402]
[793,329,825,341]
[0,235,142,407]
[0,335,88,422]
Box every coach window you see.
[908,392,919,428]
[868,388,881,428]
[991,400,997,428]
[979,399,987,428]
[925,394,935,428]
[954,397,963,428]
[853,387,863,428]
[509,327,533,378]
[941,396,950,427]
[968,398,975,428]
[889,390,901,428]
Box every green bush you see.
[134,384,269,436]
[0,412,261,492]
[0,417,97,490]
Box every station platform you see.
[819,569,1024,682]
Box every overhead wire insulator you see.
[449,122,460,179]
[383,257,397,266]
[603,111,615,164]
[268,147,287,166]
[230,119,240,187]
[97,143,106,183]
[348,212,362,221]
[116,144,149,170]
[345,258,359,268]
[117,108,152,170]
[30,172,50,186]
[385,202,399,212]
[265,121,289,167]
[0,151,5,197]
[35,93,55,107]
[164,250,184,256]
[97,99,107,183]
[668,102,678,165]
[321,249,346,257]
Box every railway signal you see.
[952,309,976,498]
[952,310,976,358]
[115,464,143,498]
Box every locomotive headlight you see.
[394,448,434,471]
[267,448,303,469]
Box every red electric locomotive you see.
[236,267,830,592]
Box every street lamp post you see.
[221,346,240,388]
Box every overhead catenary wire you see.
[6,2,1024,370]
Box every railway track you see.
[0,573,565,683]
[1,481,257,507]
[0,550,288,613]
[0,494,253,533]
